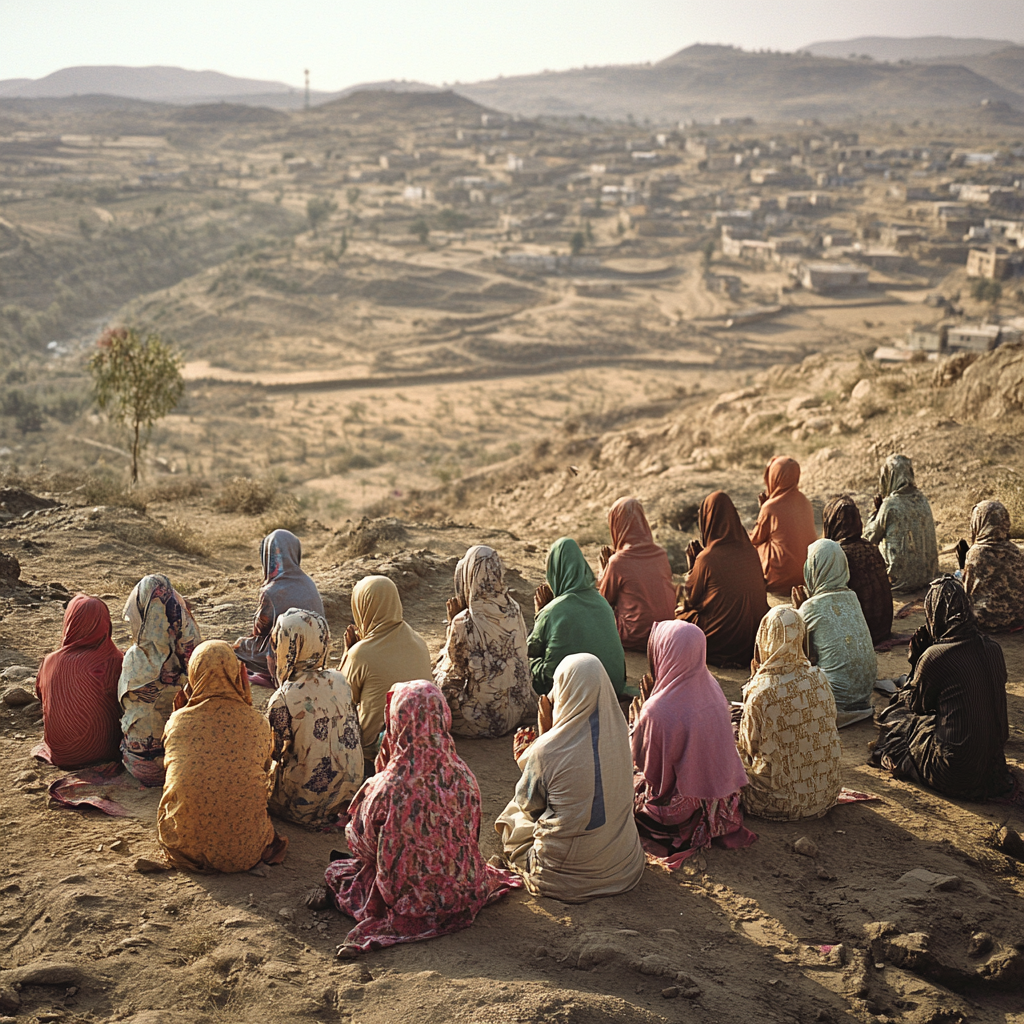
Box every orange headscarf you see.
[173,641,252,712]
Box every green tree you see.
[346,187,361,208]
[410,217,430,244]
[306,196,337,234]
[90,327,184,484]
[569,230,586,256]
[437,207,469,231]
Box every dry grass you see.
[216,476,280,515]
[151,516,212,557]
[137,476,209,503]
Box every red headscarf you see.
[36,595,124,768]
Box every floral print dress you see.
[434,545,537,738]
[266,609,363,826]
[325,680,522,951]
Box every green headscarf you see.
[804,538,851,597]
[546,537,596,597]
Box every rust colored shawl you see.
[598,497,676,652]
[749,456,817,593]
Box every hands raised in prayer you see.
[538,694,553,735]
[534,583,554,615]
[791,584,808,610]
[757,490,768,507]
[598,545,613,572]
[446,596,465,623]
[344,624,359,650]
[955,538,969,571]
[873,492,883,512]
[513,726,537,762]
[908,624,932,669]
[629,674,655,726]
[685,539,703,571]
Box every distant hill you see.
[937,46,1024,95]
[0,65,298,103]
[312,88,493,125]
[803,36,1016,61]
[456,44,1024,122]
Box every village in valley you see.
[1,28,1024,1024]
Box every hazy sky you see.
[2,0,1022,89]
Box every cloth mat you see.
[837,787,882,804]
[874,633,913,653]
[44,759,158,817]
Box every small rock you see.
[134,858,172,874]
[278,908,294,921]
[898,867,961,891]
[110,839,124,851]
[817,866,836,881]
[22,701,42,715]
[794,837,819,858]
[117,936,150,950]
[850,379,873,402]
[534,946,549,958]
[0,666,36,683]
[997,826,1024,862]
[223,917,255,929]
[1,687,35,707]
[661,986,680,999]
[248,864,270,878]
[14,771,37,783]
[968,932,994,957]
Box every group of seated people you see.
[31,451,1021,955]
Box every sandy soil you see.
[1,479,1023,1024]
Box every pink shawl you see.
[632,621,749,802]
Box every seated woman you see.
[631,621,756,868]
[863,454,938,592]
[677,490,769,667]
[737,607,842,821]
[119,574,201,786]
[870,576,1013,800]
[236,530,324,684]
[325,680,522,955]
[341,575,432,769]
[794,539,877,728]
[822,495,893,644]
[529,538,627,697]
[434,545,537,738]
[35,594,123,768]
[597,497,676,652]
[959,500,1024,632]
[496,653,645,902]
[158,640,288,872]
[749,456,818,594]
[267,609,363,826]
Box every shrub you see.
[216,476,279,515]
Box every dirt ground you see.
[1,469,1023,1024]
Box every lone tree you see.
[569,230,586,257]
[90,326,184,485]
[410,217,430,244]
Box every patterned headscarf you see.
[925,575,977,644]
[271,608,331,684]
[754,606,811,678]
[260,530,304,584]
[118,574,200,701]
[822,494,864,545]
[970,500,1012,546]
[804,539,851,597]
[879,454,916,498]
[179,640,252,709]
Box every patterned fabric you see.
[434,546,537,738]
[341,575,432,762]
[963,500,1024,632]
[872,576,1013,800]
[35,595,123,768]
[496,653,645,903]
[597,497,676,652]
[236,530,325,676]
[863,454,939,592]
[738,607,842,821]
[631,621,755,868]
[266,609,363,825]
[679,490,769,666]
[158,641,280,872]
[799,539,877,721]
[823,495,893,644]
[528,538,628,696]
[749,456,818,593]
[325,680,522,951]
[118,574,201,786]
